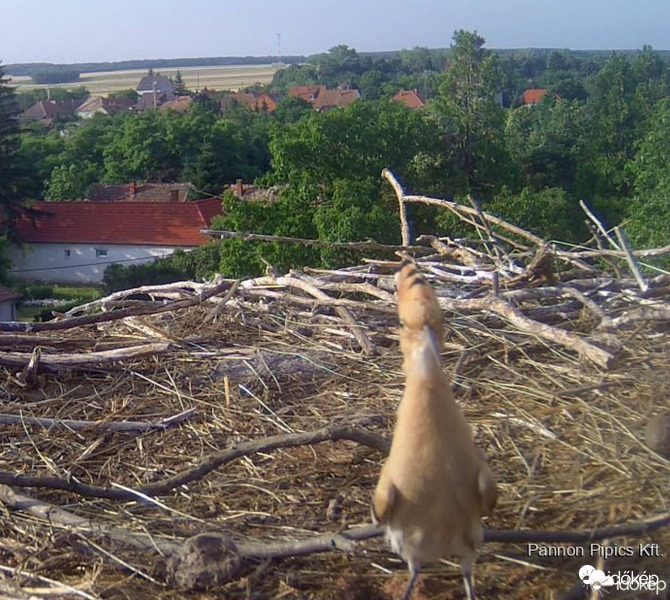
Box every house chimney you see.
[170,189,179,203]
[130,181,137,197]
[236,179,244,197]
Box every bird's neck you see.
[402,326,444,384]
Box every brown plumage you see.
[373,262,497,600]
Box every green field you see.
[9,63,281,95]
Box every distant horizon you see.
[4,44,669,70]
[3,0,668,66]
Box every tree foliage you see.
[626,97,670,251]
[6,35,670,285]
[0,64,26,243]
[433,30,509,198]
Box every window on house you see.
[95,248,108,258]
[64,249,71,258]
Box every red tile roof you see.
[313,88,360,110]
[89,182,192,202]
[0,284,20,303]
[21,100,77,121]
[251,92,278,113]
[15,198,222,247]
[392,89,426,109]
[159,96,193,113]
[289,85,326,103]
[76,96,135,116]
[220,92,257,110]
[522,89,548,105]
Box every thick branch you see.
[0,342,172,369]
[0,484,180,555]
[381,168,411,246]
[443,295,616,369]
[0,421,389,500]
[614,226,648,292]
[2,485,667,590]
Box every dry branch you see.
[381,167,411,245]
[0,342,172,370]
[0,277,231,333]
[0,484,180,555]
[0,420,389,500]
[201,228,423,253]
[614,226,649,292]
[0,408,195,433]
[241,275,377,354]
[579,200,621,251]
[3,483,667,591]
[442,295,616,368]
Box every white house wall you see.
[0,300,17,321]
[7,243,195,284]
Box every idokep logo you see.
[579,565,615,591]
[579,564,667,596]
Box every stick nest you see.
[1,223,669,599]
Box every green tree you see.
[308,45,362,82]
[186,119,262,195]
[173,70,188,96]
[488,186,586,242]
[213,189,320,277]
[358,70,388,100]
[433,30,509,198]
[627,97,670,251]
[505,97,590,193]
[580,53,638,199]
[0,235,11,283]
[398,47,439,73]
[0,64,26,241]
[269,99,439,193]
[15,125,66,198]
[108,88,140,101]
[102,110,180,182]
[273,96,313,124]
[45,162,99,199]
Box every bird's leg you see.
[401,563,419,600]
[462,567,476,600]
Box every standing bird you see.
[373,262,497,600]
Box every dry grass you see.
[9,64,281,96]
[0,247,669,599]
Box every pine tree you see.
[434,30,508,198]
[173,70,188,96]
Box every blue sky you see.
[3,0,669,65]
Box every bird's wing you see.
[477,457,498,517]
[372,468,397,524]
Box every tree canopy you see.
[5,34,670,283]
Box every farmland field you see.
[8,63,282,95]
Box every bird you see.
[373,261,497,600]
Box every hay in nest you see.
[1,177,669,600]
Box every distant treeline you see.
[8,49,669,78]
[31,70,81,84]
[5,56,305,77]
